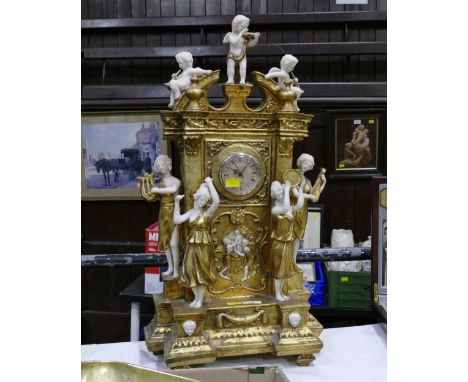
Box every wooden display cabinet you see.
[371,176,387,323]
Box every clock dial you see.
[220,153,261,195]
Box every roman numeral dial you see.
[220,153,261,196]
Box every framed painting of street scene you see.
[81,112,168,200]
[327,109,386,178]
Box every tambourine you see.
[282,169,301,188]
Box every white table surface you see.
[82,323,387,382]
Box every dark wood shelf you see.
[82,11,387,31]
[82,42,386,60]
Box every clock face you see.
[220,153,261,195]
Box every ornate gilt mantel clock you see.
[137,15,325,369]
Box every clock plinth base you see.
[144,288,323,368]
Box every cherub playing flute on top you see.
[265,54,304,111]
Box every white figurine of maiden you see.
[150,155,182,278]
[166,51,213,108]
[269,179,305,301]
[174,177,220,309]
[265,54,304,111]
[223,15,260,84]
[291,154,327,263]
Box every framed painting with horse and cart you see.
[81,112,168,200]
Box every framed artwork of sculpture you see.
[81,112,168,200]
[327,109,386,178]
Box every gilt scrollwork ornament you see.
[216,309,267,329]
[184,135,201,155]
[278,137,295,156]
[205,119,225,129]
[230,208,246,225]
[185,119,205,129]
[163,117,180,129]
[280,119,308,131]
[264,97,280,113]
[171,336,209,349]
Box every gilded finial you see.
[278,79,297,112]
[184,74,205,111]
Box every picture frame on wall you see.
[327,109,386,178]
[301,204,325,249]
[81,112,168,200]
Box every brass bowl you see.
[81,361,199,382]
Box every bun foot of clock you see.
[295,353,315,366]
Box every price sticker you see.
[369,120,375,124]
[354,119,361,125]
[340,276,349,282]
[225,177,241,188]
[339,163,345,168]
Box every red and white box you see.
[145,221,161,254]
[144,267,164,294]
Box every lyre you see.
[136,173,159,202]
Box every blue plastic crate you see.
[307,262,325,306]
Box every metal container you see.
[81,361,199,382]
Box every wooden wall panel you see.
[251,0,267,15]
[313,1,330,82]
[82,0,387,85]
[297,0,314,83]
[116,0,132,84]
[146,0,162,83]
[220,0,236,15]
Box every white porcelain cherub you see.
[166,51,212,108]
[222,230,251,281]
[223,15,260,84]
[265,54,304,111]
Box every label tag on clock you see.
[225,177,241,188]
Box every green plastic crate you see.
[327,270,371,309]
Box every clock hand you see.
[240,163,249,175]
[232,162,243,176]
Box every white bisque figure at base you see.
[269,179,305,302]
[182,320,196,336]
[174,177,220,309]
[150,155,182,279]
[166,51,212,108]
[221,230,251,282]
[223,15,260,84]
[288,311,301,328]
[265,54,304,111]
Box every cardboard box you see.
[144,267,164,294]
